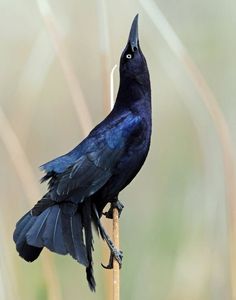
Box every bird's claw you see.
[101,261,113,270]
[114,249,123,266]
[103,200,124,219]
[101,250,123,269]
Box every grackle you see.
[13,14,152,291]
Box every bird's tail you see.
[13,200,96,291]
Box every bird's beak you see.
[128,14,139,52]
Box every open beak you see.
[128,14,139,52]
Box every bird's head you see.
[119,14,149,84]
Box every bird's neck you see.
[115,74,151,108]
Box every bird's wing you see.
[41,113,142,203]
[40,143,85,174]
[50,143,122,202]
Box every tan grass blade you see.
[0,107,62,300]
[0,226,18,300]
[160,56,227,297]
[13,30,55,145]
[140,0,236,298]
[37,0,93,135]
[96,0,111,115]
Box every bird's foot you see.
[92,203,123,270]
[103,199,124,219]
[102,249,123,269]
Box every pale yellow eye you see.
[126,54,132,59]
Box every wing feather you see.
[41,113,142,202]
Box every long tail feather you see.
[13,200,96,290]
[42,206,67,254]
[82,200,96,291]
[13,212,43,261]
[61,210,88,266]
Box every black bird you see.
[13,14,151,291]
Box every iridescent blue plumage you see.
[13,14,151,291]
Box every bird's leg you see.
[98,219,123,269]
[101,198,124,268]
[92,204,123,269]
[103,198,124,219]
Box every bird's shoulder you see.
[40,110,142,176]
[89,109,143,147]
[38,110,143,201]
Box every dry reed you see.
[37,0,93,135]
[140,0,236,298]
[0,107,62,300]
[13,30,55,145]
[112,208,120,300]
[109,64,120,300]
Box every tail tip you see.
[86,266,96,292]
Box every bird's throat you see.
[115,76,151,108]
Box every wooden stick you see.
[109,64,120,300]
[113,208,120,300]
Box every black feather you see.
[42,206,67,255]
[61,208,88,266]
[13,212,43,262]
[26,208,51,247]
[31,194,55,216]
[18,243,43,262]
[82,200,96,291]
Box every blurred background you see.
[0,0,236,299]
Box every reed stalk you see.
[112,208,120,300]
[109,64,120,300]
